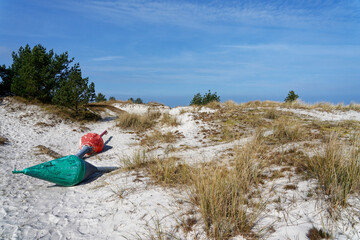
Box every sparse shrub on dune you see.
[0,136,7,145]
[284,90,299,103]
[241,100,261,108]
[264,108,279,120]
[190,90,220,106]
[299,132,360,207]
[271,118,305,143]
[41,101,100,122]
[120,151,193,187]
[160,112,180,126]
[108,96,116,101]
[94,92,107,103]
[313,102,335,112]
[223,100,238,109]
[190,137,266,239]
[116,110,161,132]
[140,130,177,147]
[148,157,193,187]
[120,150,154,170]
[120,135,267,239]
[262,100,282,108]
[307,227,331,240]
[205,100,221,109]
[348,102,360,112]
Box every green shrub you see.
[95,93,107,102]
[128,97,143,104]
[284,90,299,102]
[134,98,143,104]
[190,90,220,106]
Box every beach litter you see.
[12,130,109,186]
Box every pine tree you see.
[190,90,220,105]
[10,44,72,102]
[134,98,143,104]
[0,64,13,95]
[284,90,299,102]
[52,63,95,115]
[95,93,107,102]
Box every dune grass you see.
[160,112,180,126]
[116,111,161,132]
[264,108,279,120]
[148,157,194,187]
[120,133,267,239]
[299,132,360,207]
[7,96,101,122]
[140,130,178,147]
[189,137,266,239]
[120,151,193,187]
[120,150,155,170]
[270,117,306,143]
[116,100,360,238]
[0,136,7,145]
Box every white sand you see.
[1,98,360,239]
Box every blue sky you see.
[1,0,360,106]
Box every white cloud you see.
[91,56,123,61]
[47,0,358,31]
[222,44,360,56]
[222,44,291,51]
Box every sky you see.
[1,0,360,107]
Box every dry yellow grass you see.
[114,99,360,238]
[7,96,101,122]
[0,136,7,145]
[120,134,268,239]
[148,157,193,187]
[189,137,266,239]
[264,107,279,120]
[140,130,178,147]
[160,112,180,126]
[299,132,360,207]
[120,150,154,170]
[270,117,306,143]
[204,101,222,109]
[116,111,161,132]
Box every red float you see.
[79,130,108,155]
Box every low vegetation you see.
[0,136,7,145]
[128,97,144,104]
[116,111,161,132]
[140,130,178,147]
[149,157,193,187]
[120,150,153,171]
[284,90,299,102]
[270,117,306,143]
[115,99,360,239]
[299,132,360,207]
[120,134,268,239]
[190,90,220,106]
[160,112,180,126]
[7,92,360,239]
[190,138,266,239]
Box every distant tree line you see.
[128,97,144,104]
[0,44,109,114]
